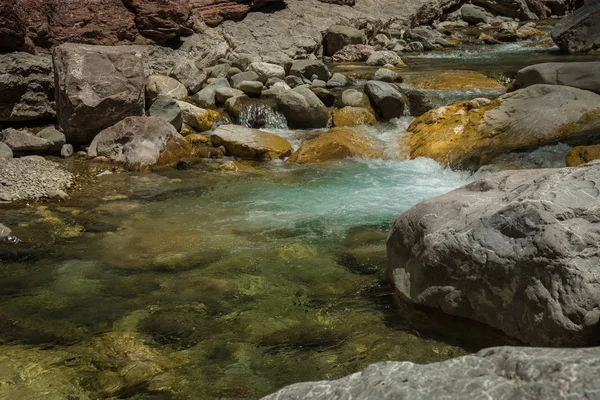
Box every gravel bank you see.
[0,156,72,201]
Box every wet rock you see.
[404,89,435,116]
[326,25,366,56]
[566,144,600,167]
[513,62,600,94]
[277,86,330,129]
[289,60,330,82]
[460,4,493,24]
[332,44,374,62]
[169,59,207,94]
[263,347,600,399]
[60,144,73,158]
[327,73,350,88]
[0,52,55,122]
[138,306,209,349]
[177,101,220,131]
[0,142,12,158]
[408,70,503,90]
[364,81,405,120]
[53,43,145,145]
[145,75,188,104]
[332,107,377,127]
[211,124,292,160]
[88,116,187,167]
[0,310,83,345]
[288,127,382,164]
[551,0,600,54]
[148,95,184,131]
[366,51,401,66]
[248,62,286,83]
[0,128,51,152]
[374,68,401,83]
[406,85,600,169]
[36,126,66,152]
[388,163,600,346]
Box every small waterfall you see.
[238,104,288,130]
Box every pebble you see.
[0,157,72,201]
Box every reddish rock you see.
[0,0,28,52]
[189,0,283,27]
[122,0,193,43]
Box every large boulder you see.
[332,107,377,127]
[247,62,286,83]
[177,101,220,132]
[210,124,292,160]
[0,0,28,52]
[387,163,600,346]
[325,25,366,56]
[189,0,285,27]
[471,0,538,20]
[148,95,183,131]
[513,62,600,94]
[288,127,382,164]
[551,0,600,54]
[277,86,330,129]
[407,85,600,170]
[364,81,405,120]
[88,116,189,167]
[460,4,493,24]
[145,75,188,104]
[36,126,66,152]
[53,44,145,145]
[0,128,51,152]
[263,346,600,399]
[0,53,55,122]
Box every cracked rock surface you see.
[387,162,600,346]
[263,346,600,399]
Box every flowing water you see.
[1,43,596,399]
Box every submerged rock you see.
[387,163,600,346]
[406,85,600,169]
[211,124,292,160]
[551,0,600,54]
[513,62,600,94]
[263,346,600,399]
[88,116,188,167]
[408,70,503,90]
[53,43,145,144]
[566,144,600,167]
[288,127,382,164]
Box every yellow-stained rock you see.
[516,26,547,39]
[157,136,193,166]
[184,133,209,145]
[409,70,504,90]
[288,127,383,164]
[333,106,377,127]
[177,101,221,132]
[566,145,600,167]
[211,124,292,160]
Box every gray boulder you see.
[513,62,600,94]
[191,78,230,108]
[231,71,260,88]
[364,81,405,120]
[388,163,600,346]
[263,346,600,400]
[341,89,368,108]
[53,44,145,145]
[61,144,74,158]
[148,95,183,131]
[472,0,538,20]
[36,126,66,152]
[366,51,401,66]
[277,86,330,129]
[332,44,375,62]
[215,87,244,104]
[460,4,493,24]
[169,59,207,94]
[236,81,264,96]
[374,68,401,83]
[0,52,55,123]
[289,60,330,82]
[327,73,349,88]
[326,25,366,56]
[248,62,286,83]
[88,116,186,167]
[145,75,188,104]
[551,1,600,54]
[0,128,51,152]
[0,142,12,158]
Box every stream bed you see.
[1,43,599,399]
